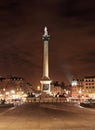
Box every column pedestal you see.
[40,79,51,94]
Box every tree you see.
[52,81,60,86]
[60,81,65,89]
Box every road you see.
[0,102,95,130]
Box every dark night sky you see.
[0,0,95,87]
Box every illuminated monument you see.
[40,27,51,94]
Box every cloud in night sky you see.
[0,0,95,86]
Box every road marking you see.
[0,106,16,116]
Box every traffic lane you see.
[0,103,95,129]
[41,102,95,114]
[40,103,95,128]
[0,103,48,130]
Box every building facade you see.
[71,76,95,99]
[71,79,83,97]
[83,76,95,98]
[0,76,33,100]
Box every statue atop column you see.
[44,26,48,36]
[43,26,50,41]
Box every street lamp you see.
[37,86,41,91]
[11,90,15,94]
[5,92,9,95]
[79,89,82,94]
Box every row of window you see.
[85,83,94,85]
[85,80,95,82]
[86,86,95,89]
[72,86,95,90]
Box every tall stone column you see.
[40,27,51,94]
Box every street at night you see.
[0,102,95,130]
[0,1,95,130]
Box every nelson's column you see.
[40,27,51,94]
